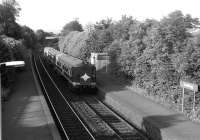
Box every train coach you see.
[44,47,96,90]
[44,47,62,64]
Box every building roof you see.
[45,36,59,40]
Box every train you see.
[43,47,96,90]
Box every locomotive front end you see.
[71,63,96,88]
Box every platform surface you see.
[97,72,200,140]
[2,54,57,140]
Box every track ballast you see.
[33,54,149,140]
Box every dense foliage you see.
[59,31,89,59]
[35,29,46,44]
[76,11,200,117]
[0,0,39,50]
[61,20,83,36]
[0,0,44,99]
[0,0,21,38]
[0,35,24,94]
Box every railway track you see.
[36,55,149,140]
[33,55,95,140]
[32,53,149,140]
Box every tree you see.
[35,29,46,44]
[112,15,135,40]
[61,19,83,36]
[21,26,37,49]
[0,0,21,38]
[80,19,114,60]
[0,36,12,63]
[83,27,113,60]
[94,18,113,30]
[135,11,200,98]
[84,23,94,32]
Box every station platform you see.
[96,72,200,140]
[2,54,61,140]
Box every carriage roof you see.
[44,47,83,67]
[44,47,62,56]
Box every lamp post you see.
[0,61,25,138]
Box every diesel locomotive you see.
[44,47,96,89]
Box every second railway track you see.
[33,54,149,140]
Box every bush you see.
[98,11,200,117]
[0,35,24,89]
[59,31,89,59]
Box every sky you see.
[15,0,200,33]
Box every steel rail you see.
[33,55,70,140]
[40,56,148,140]
[89,96,149,140]
[38,56,96,140]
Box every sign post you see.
[180,80,198,112]
[182,87,185,112]
[193,90,196,112]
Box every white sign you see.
[180,81,198,92]
[97,54,110,60]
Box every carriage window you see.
[53,56,56,62]
[63,65,67,72]
[63,65,71,77]
[68,69,72,76]
[57,61,61,66]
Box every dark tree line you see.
[0,0,51,99]
[69,11,200,116]
[0,0,52,51]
